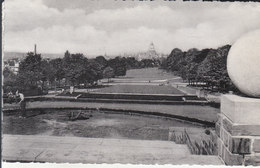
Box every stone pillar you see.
[217,94,260,166]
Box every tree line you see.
[3,51,160,95]
[160,45,238,93]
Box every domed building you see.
[147,42,159,59]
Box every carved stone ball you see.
[227,30,260,98]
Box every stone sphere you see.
[227,30,260,98]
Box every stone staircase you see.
[2,134,223,165]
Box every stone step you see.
[2,134,223,165]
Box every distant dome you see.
[227,29,260,97]
[149,42,156,51]
[147,42,158,59]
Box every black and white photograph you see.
[2,0,260,167]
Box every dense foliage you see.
[3,51,161,95]
[161,45,238,93]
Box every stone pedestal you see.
[217,94,260,165]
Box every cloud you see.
[4,0,260,56]
[5,25,108,54]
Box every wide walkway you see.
[2,134,223,165]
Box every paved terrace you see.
[2,134,223,165]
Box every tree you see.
[3,67,18,92]
[95,56,108,68]
[40,59,54,88]
[86,59,104,83]
[63,53,88,86]
[3,67,16,80]
[108,57,127,76]
[103,66,115,82]
[160,45,238,93]
[49,58,65,87]
[18,52,43,88]
[61,51,107,88]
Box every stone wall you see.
[217,94,260,166]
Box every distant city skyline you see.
[4,42,165,60]
[4,0,260,57]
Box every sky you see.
[3,0,260,57]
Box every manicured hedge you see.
[79,92,206,101]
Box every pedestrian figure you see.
[7,91,13,97]
[15,90,19,103]
[18,92,26,118]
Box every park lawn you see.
[92,84,184,94]
[121,68,183,81]
[102,68,183,83]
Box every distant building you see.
[43,57,51,62]
[124,42,162,61]
[146,42,159,59]
[4,58,20,74]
